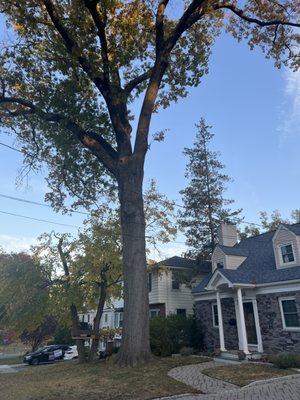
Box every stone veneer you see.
[194,291,300,354]
[257,291,300,353]
[194,297,239,351]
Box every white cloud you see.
[279,69,300,142]
[0,234,37,253]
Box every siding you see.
[212,247,226,272]
[225,255,247,270]
[273,227,300,268]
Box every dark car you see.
[23,345,70,365]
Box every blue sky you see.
[0,23,299,257]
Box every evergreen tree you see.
[179,119,242,260]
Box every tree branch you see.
[124,69,152,95]
[42,0,107,94]
[217,3,300,28]
[156,0,170,56]
[0,96,119,174]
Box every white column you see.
[234,299,243,350]
[252,299,263,353]
[216,291,226,352]
[237,288,250,354]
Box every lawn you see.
[202,363,297,387]
[0,356,209,400]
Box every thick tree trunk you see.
[115,161,151,367]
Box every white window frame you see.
[279,297,300,331]
[278,243,296,267]
[212,303,219,328]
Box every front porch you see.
[206,271,263,358]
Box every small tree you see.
[20,315,57,351]
[179,119,242,259]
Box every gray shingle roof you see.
[193,223,300,294]
[154,256,211,273]
[217,244,249,257]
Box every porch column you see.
[252,299,263,353]
[237,288,250,355]
[216,291,226,352]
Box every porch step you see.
[220,351,239,360]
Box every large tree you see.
[0,1,299,366]
[179,118,242,259]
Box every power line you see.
[0,193,89,216]
[0,142,22,153]
[0,210,80,229]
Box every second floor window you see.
[280,244,295,264]
[172,272,180,290]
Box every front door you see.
[243,301,258,345]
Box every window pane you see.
[281,245,295,263]
[282,300,297,313]
[213,305,219,326]
[285,313,300,327]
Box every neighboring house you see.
[148,256,211,318]
[193,222,300,358]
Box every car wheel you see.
[31,358,39,366]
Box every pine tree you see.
[179,119,242,260]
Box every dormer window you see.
[280,244,295,265]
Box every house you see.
[79,256,211,343]
[148,256,211,318]
[193,222,300,358]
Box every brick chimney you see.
[217,222,238,247]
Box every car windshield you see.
[34,346,49,353]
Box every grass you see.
[0,355,23,365]
[0,356,210,400]
[202,363,297,387]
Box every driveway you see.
[158,361,300,400]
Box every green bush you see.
[269,353,300,369]
[48,326,75,346]
[150,315,203,357]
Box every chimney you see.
[217,222,238,247]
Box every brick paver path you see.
[159,361,300,400]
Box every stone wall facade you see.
[194,297,239,351]
[194,290,300,354]
[257,291,300,354]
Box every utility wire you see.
[0,193,89,216]
[0,210,80,229]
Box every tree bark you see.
[88,277,107,362]
[70,304,86,363]
[114,160,151,366]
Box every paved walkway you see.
[158,361,300,400]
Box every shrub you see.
[150,315,203,357]
[269,353,300,369]
[180,346,194,356]
[48,326,75,346]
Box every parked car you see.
[63,345,78,360]
[23,345,70,365]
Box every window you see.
[148,273,152,292]
[279,298,300,330]
[280,244,295,264]
[212,304,219,328]
[172,272,180,290]
[149,309,160,319]
[87,314,90,323]
[104,313,108,323]
[114,312,123,328]
[177,309,186,317]
[217,262,224,269]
